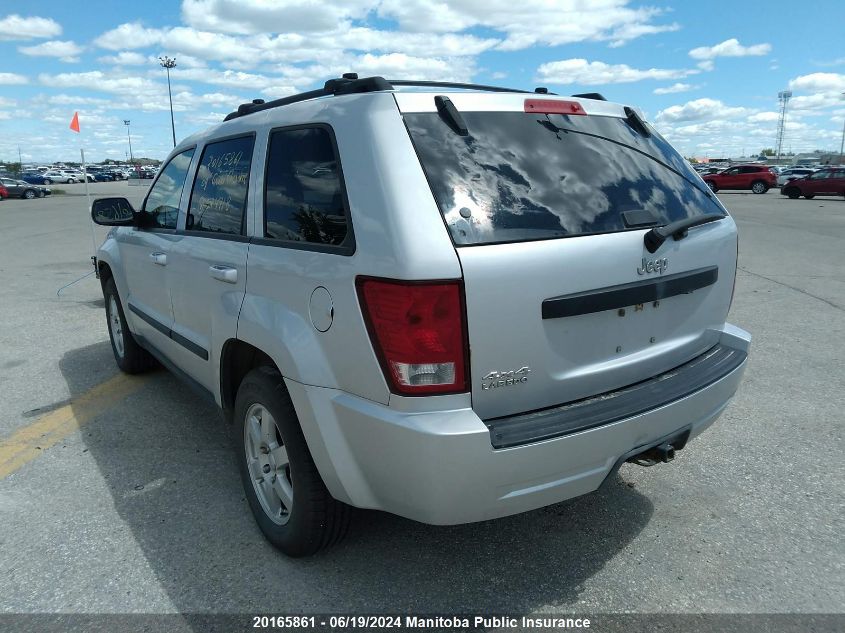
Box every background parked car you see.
[0,178,45,199]
[777,167,816,186]
[0,184,7,199]
[703,164,777,194]
[40,171,75,184]
[781,168,845,199]
[22,174,51,185]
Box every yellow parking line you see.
[0,372,150,479]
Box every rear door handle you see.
[209,265,238,284]
[150,252,167,266]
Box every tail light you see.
[356,277,469,396]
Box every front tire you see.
[234,367,351,557]
[784,187,800,199]
[103,278,156,373]
[43,179,52,185]
[706,181,718,193]
[751,181,768,194]
[23,189,36,199]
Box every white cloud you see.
[654,82,699,95]
[697,60,714,72]
[181,0,374,34]
[0,14,62,41]
[38,71,162,96]
[170,67,289,91]
[274,52,477,87]
[93,22,163,49]
[18,40,84,63]
[0,72,29,85]
[536,59,697,86]
[97,51,148,65]
[788,72,845,93]
[747,112,780,123]
[655,98,751,124]
[689,38,771,60]
[376,0,677,50]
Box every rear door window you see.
[262,125,351,250]
[404,111,724,246]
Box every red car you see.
[0,184,8,200]
[702,164,777,194]
[780,167,845,199]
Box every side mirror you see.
[91,197,136,226]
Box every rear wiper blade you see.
[644,213,725,253]
[434,95,468,136]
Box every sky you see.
[1,0,844,164]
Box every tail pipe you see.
[629,442,676,467]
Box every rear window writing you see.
[404,111,724,246]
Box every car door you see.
[833,169,845,196]
[165,134,255,393]
[805,170,832,195]
[1,179,21,196]
[119,148,195,353]
[719,167,741,188]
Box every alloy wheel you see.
[244,403,293,525]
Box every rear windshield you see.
[404,111,725,246]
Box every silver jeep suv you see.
[91,76,750,556]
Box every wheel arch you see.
[219,339,279,422]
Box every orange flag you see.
[69,112,80,133]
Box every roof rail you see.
[223,75,392,121]
[387,80,532,94]
[223,75,549,121]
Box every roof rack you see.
[223,75,559,121]
[387,80,534,94]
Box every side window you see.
[187,135,254,235]
[724,168,739,175]
[142,149,195,229]
[809,171,830,180]
[263,126,350,248]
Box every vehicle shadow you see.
[62,341,654,615]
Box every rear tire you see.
[751,181,768,194]
[103,278,156,374]
[234,367,351,557]
[706,181,718,193]
[43,179,52,185]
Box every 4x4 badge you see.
[481,366,531,390]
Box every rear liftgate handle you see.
[209,264,238,284]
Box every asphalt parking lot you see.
[0,187,843,617]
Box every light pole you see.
[159,56,177,147]
[123,120,134,163]
[775,90,792,164]
[839,91,844,164]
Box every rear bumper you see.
[288,325,751,525]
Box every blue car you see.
[22,174,50,185]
